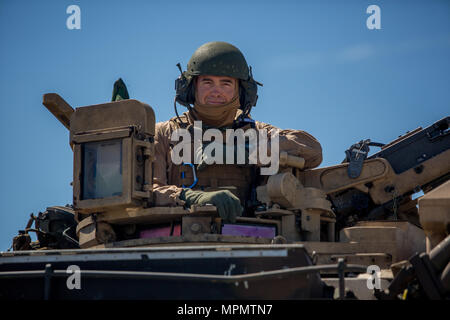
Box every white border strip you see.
[0,249,288,264]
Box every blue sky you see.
[0,0,449,250]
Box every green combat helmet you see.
[186,41,249,80]
[175,41,262,118]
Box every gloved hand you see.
[180,189,243,223]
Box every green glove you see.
[112,78,130,101]
[180,189,243,223]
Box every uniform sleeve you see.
[255,121,323,169]
[152,121,186,206]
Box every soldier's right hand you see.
[180,189,243,223]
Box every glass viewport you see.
[82,139,123,200]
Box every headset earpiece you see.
[175,68,194,107]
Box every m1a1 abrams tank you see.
[1,92,449,300]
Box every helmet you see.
[175,41,261,116]
[186,41,249,80]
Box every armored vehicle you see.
[1,91,449,300]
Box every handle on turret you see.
[42,93,74,130]
[279,151,305,169]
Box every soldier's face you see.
[195,75,237,105]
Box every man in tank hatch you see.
[152,41,322,223]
